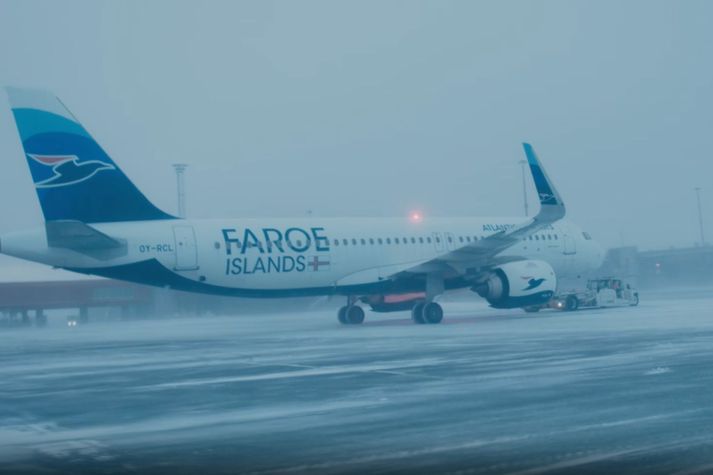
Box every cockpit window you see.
[582,231,592,240]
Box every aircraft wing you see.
[392,143,566,278]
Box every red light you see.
[410,211,423,222]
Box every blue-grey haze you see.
[1,0,711,276]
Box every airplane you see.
[0,87,604,325]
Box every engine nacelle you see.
[472,260,556,309]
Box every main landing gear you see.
[337,301,443,325]
[411,301,444,324]
[411,274,445,324]
[339,273,446,326]
[338,302,365,325]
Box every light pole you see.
[519,159,529,217]
[173,164,188,218]
[695,187,705,245]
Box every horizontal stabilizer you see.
[46,220,124,251]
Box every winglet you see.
[522,143,566,222]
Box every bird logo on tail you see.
[28,154,115,188]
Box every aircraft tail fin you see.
[5,87,175,223]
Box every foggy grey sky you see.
[1,0,712,276]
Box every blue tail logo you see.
[6,87,175,223]
[29,154,116,189]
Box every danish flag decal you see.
[28,154,116,189]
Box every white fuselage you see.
[0,217,603,297]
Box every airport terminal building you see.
[602,244,713,288]
[0,265,314,327]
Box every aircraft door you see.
[563,233,577,256]
[173,225,199,270]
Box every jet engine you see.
[472,260,556,309]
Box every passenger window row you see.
[331,235,485,247]
[524,234,559,241]
[237,234,493,249]
[236,233,562,249]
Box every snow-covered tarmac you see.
[2,290,713,474]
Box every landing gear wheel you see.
[338,306,348,324]
[338,305,364,325]
[422,302,443,324]
[345,305,365,325]
[565,295,579,312]
[411,302,426,324]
